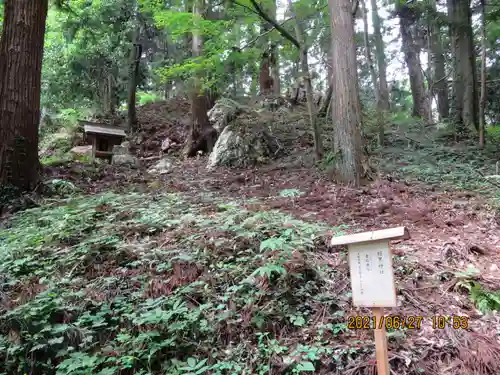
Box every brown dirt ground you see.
[42,99,500,375]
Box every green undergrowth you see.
[0,192,358,375]
[379,120,500,202]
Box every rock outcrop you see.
[207,116,277,170]
[148,157,173,174]
[207,97,244,133]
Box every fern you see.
[466,282,500,313]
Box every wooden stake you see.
[372,307,390,375]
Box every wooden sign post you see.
[330,226,410,375]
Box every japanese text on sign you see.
[348,240,397,307]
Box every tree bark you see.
[184,0,217,157]
[0,0,49,191]
[360,0,379,105]
[369,0,389,111]
[398,5,430,120]
[360,0,384,146]
[447,0,478,133]
[270,44,280,95]
[328,0,366,186]
[318,83,333,117]
[259,18,273,95]
[478,0,486,147]
[429,0,449,121]
[259,51,274,95]
[127,23,141,132]
[258,0,279,96]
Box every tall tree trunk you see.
[184,0,217,157]
[447,0,478,134]
[287,0,323,160]
[250,61,259,96]
[478,0,486,147]
[360,0,384,146]
[259,52,273,95]
[360,0,379,104]
[127,24,141,132]
[398,6,430,120]
[246,25,259,96]
[0,0,48,191]
[268,1,280,95]
[328,0,366,185]
[429,0,449,121]
[270,44,280,95]
[369,0,389,110]
[259,1,278,96]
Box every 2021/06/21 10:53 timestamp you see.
[347,315,469,330]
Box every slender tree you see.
[478,0,487,147]
[0,0,49,191]
[360,0,384,145]
[287,0,323,160]
[428,0,449,120]
[369,0,389,110]
[127,11,142,132]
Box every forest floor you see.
[1,100,500,375]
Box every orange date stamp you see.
[347,315,469,330]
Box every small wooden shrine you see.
[81,121,127,161]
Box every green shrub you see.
[138,91,162,105]
[486,125,500,144]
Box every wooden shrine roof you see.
[82,121,126,138]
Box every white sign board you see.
[347,240,397,307]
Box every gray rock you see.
[207,120,276,170]
[113,141,130,155]
[111,142,138,167]
[70,145,92,157]
[207,98,243,133]
[112,153,139,167]
[161,137,179,152]
[148,157,173,174]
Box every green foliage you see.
[39,107,86,166]
[457,280,500,313]
[317,150,339,170]
[40,153,74,167]
[0,191,351,374]
[42,1,142,112]
[378,119,500,197]
[486,125,500,144]
[138,91,162,105]
[468,283,500,313]
[278,188,303,197]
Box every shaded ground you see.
[2,100,500,374]
[38,152,500,374]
